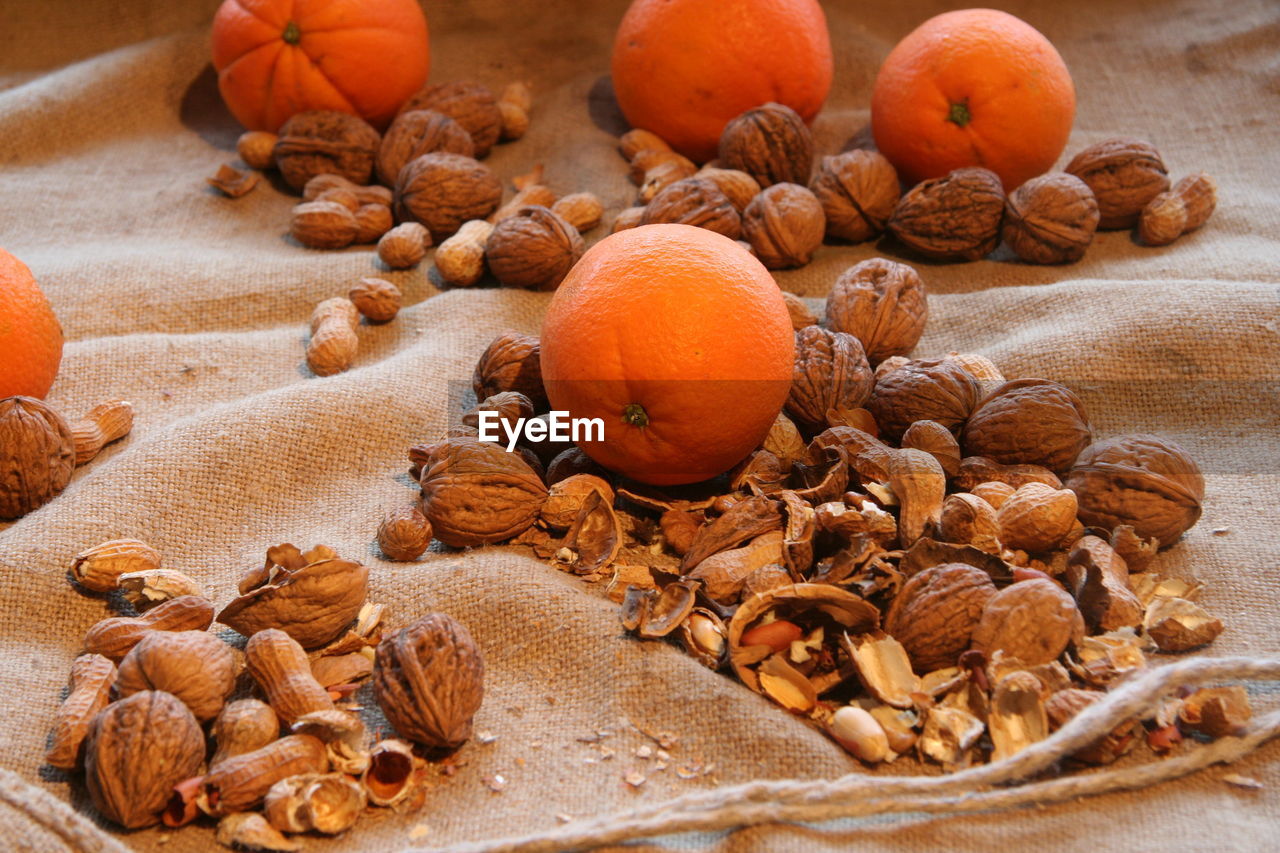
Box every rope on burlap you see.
[0,767,131,853]
[430,656,1280,853]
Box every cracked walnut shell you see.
[217,553,369,649]
[810,149,900,243]
[718,102,814,187]
[823,258,928,365]
[742,182,825,269]
[376,109,475,186]
[640,177,742,239]
[1003,173,1100,264]
[1065,137,1170,229]
[889,167,1005,261]
[963,378,1092,473]
[273,111,380,191]
[485,205,585,290]
[786,325,873,431]
[394,152,502,242]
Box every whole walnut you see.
[416,436,548,546]
[823,258,927,364]
[472,331,547,411]
[485,206,584,290]
[884,564,997,673]
[786,326,873,432]
[865,357,981,442]
[113,630,237,722]
[971,578,1085,666]
[399,80,501,158]
[962,378,1092,473]
[1003,173,1100,264]
[718,102,814,187]
[1064,434,1204,547]
[1065,138,1170,229]
[373,612,485,748]
[889,167,1005,261]
[273,111,380,191]
[0,395,75,519]
[640,177,742,239]
[695,167,761,212]
[742,183,825,269]
[376,109,475,186]
[810,150,900,243]
[394,152,502,242]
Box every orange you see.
[211,0,430,132]
[611,0,833,163]
[540,224,795,486]
[0,248,63,400]
[871,8,1076,191]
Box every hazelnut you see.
[718,102,814,187]
[273,110,380,191]
[889,167,1005,261]
[962,378,1092,473]
[290,201,358,249]
[1002,173,1100,264]
[640,177,742,239]
[0,395,75,519]
[742,182,825,269]
[377,222,431,269]
[485,205,585,290]
[810,150,900,242]
[823,258,928,364]
[786,326,873,431]
[1065,137,1170,229]
[399,80,501,157]
[376,109,475,186]
[394,152,502,241]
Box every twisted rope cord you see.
[429,656,1280,853]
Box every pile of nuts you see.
[46,539,484,847]
[375,256,1247,771]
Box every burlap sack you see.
[1,0,1277,850]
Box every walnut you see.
[640,177,742,239]
[0,396,75,519]
[273,111,380,191]
[394,152,502,242]
[377,222,431,269]
[962,378,1092,473]
[485,205,584,290]
[377,503,433,561]
[414,436,548,546]
[1063,434,1204,547]
[290,201,358,249]
[823,258,928,364]
[865,357,981,442]
[348,277,401,323]
[399,80,501,157]
[785,326,873,431]
[472,331,547,411]
[742,182,825,269]
[996,482,1079,552]
[353,203,394,244]
[884,564,997,673]
[810,150,900,242]
[1002,173,1100,264]
[971,578,1085,666]
[114,630,237,722]
[1065,138,1170,229]
[717,102,814,187]
[780,291,817,330]
[373,612,485,748]
[376,109,475,186]
[889,167,1005,261]
[695,167,761,211]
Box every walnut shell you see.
[696,167,761,212]
[416,436,548,546]
[399,80,502,158]
[377,504,432,561]
[1065,138,1170,229]
[0,396,75,519]
[810,150,900,242]
[971,578,1085,666]
[742,182,825,269]
[1064,434,1204,547]
[866,357,981,442]
[472,331,547,411]
[640,177,742,239]
[84,690,205,828]
[718,102,814,187]
[997,482,1079,552]
[373,612,484,748]
[1002,173,1100,264]
[889,167,1005,261]
[394,152,502,242]
[376,109,475,186]
[217,557,369,649]
[786,326,873,431]
[485,205,585,290]
[823,258,928,365]
[541,473,615,530]
[273,111,380,191]
[114,630,237,722]
[962,378,1092,473]
[884,563,997,673]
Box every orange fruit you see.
[871,8,1075,191]
[611,0,833,163]
[211,0,430,132]
[0,248,63,400]
[541,224,795,486]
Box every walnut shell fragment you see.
[843,631,922,708]
[394,152,502,242]
[217,552,369,649]
[556,487,623,575]
[823,258,928,365]
[810,149,900,242]
[274,111,380,191]
[414,436,548,547]
[1143,596,1222,651]
[888,167,1005,261]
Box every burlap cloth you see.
[1,0,1278,850]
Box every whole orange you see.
[541,224,795,486]
[211,0,430,132]
[0,248,63,400]
[871,8,1075,191]
[611,0,833,163]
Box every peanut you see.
[618,128,671,161]
[828,705,890,763]
[551,192,604,232]
[236,131,277,170]
[491,184,557,223]
[306,297,359,377]
[245,629,336,725]
[45,654,117,769]
[72,538,160,592]
[435,219,494,287]
[69,399,134,466]
[1139,172,1217,246]
[498,81,532,141]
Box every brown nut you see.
[551,192,605,233]
[68,398,134,466]
[436,219,495,286]
[218,554,368,649]
[1137,191,1187,247]
[823,258,928,365]
[971,481,1016,509]
[1064,434,1204,547]
[373,612,485,748]
[619,128,672,161]
[640,177,742,239]
[377,222,432,270]
[376,109,475,186]
[71,538,161,593]
[540,474,615,530]
[394,152,502,242]
[377,503,433,561]
[971,577,1085,665]
[348,277,401,324]
[305,297,360,377]
[742,182,825,269]
[902,419,962,478]
[962,378,1092,473]
[201,734,329,816]
[937,492,1001,552]
[953,456,1062,492]
[472,331,547,411]
[83,595,215,661]
[1173,172,1217,231]
[810,149,900,243]
[353,203,393,244]
[780,291,817,330]
[45,654,116,770]
[1065,137,1170,229]
[718,102,814,187]
[237,131,277,170]
[211,699,280,766]
[399,80,501,158]
[889,167,1005,261]
[290,201,358,250]
[884,563,997,673]
[415,436,548,546]
[785,325,873,431]
[273,110,380,191]
[696,167,761,212]
[114,630,237,722]
[866,357,981,442]
[611,206,646,233]
[485,205,585,290]
[1002,173,1100,264]
[491,184,558,224]
[997,482,1079,552]
[245,629,336,724]
[0,395,75,519]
